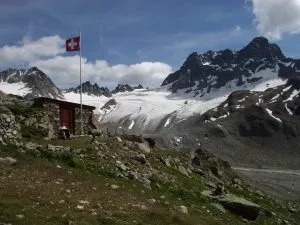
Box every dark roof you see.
[33,97,96,110]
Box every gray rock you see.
[210,166,223,178]
[213,183,226,196]
[25,142,41,150]
[24,117,37,127]
[0,136,6,145]
[88,129,103,143]
[211,203,226,213]
[124,141,135,149]
[116,136,122,142]
[147,198,156,204]
[0,106,11,114]
[175,205,188,214]
[47,144,70,153]
[232,178,243,186]
[0,157,17,165]
[110,184,119,189]
[134,153,147,164]
[178,165,189,176]
[127,171,139,180]
[191,168,205,176]
[137,142,151,153]
[219,194,261,221]
[47,123,54,139]
[38,124,48,130]
[204,181,217,189]
[139,177,151,189]
[116,161,127,171]
[160,156,171,167]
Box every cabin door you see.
[59,105,73,133]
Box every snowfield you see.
[0,81,31,96]
[64,87,225,131]
[63,75,288,132]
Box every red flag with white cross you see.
[66,36,80,51]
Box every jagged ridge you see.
[65,81,112,97]
[162,37,300,98]
[66,82,144,96]
[0,67,64,99]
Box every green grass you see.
[0,136,299,225]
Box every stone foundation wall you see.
[41,102,60,136]
[0,113,21,141]
[74,108,93,135]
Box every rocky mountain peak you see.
[112,84,134,94]
[186,52,198,62]
[0,67,63,99]
[162,37,299,98]
[238,36,285,61]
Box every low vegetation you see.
[1,133,299,225]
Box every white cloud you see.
[0,35,172,89]
[31,56,172,88]
[0,35,64,64]
[251,0,300,40]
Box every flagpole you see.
[80,30,83,135]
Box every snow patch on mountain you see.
[164,117,171,127]
[0,81,31,96]
[63,92,109,108]
[285,103,293,116]
[266,108,282,123]
[128,120,135,129]
[284,89,300,102]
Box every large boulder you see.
[219,194,261,221]
[136,142,151,153]
[47,144,70,153]
[191,147,232,181]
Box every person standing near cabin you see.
[60,123,70,140]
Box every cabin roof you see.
[33,97,96,110]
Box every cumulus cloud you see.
[251,0,300,40]
[31,57,172,88]
[0,35,172,89]
[0,35,65,64]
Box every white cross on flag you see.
[66,36,80,51]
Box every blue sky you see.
[1,0,300,88]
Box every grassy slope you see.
[0,135,299,225]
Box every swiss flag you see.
[66,36,80,51]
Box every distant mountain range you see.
[162,37,300,99]
[0,67,144,99]
[64,82,144,97]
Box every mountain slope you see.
[154,77,300,169]
[0,67,63,99]
[162,37,300,100]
